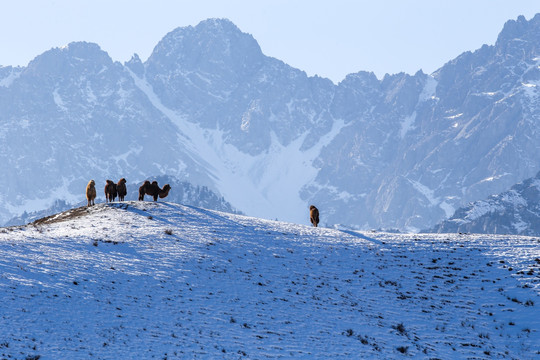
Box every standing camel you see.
[86,180,96,206]
[104,180,117,203]
[310,205,320,227]
[138,180,171,201]
[117,178,127,201]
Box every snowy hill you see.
[429,171,540,236]
[2,15,540,231]
[3,175,240,226]
[1,202,539,358]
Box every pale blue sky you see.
[1,1,538,83]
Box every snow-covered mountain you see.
[1,201,539,358]
[2,15,540,230]
[429,171,540,235]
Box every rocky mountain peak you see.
[497,15,529,42]
[146,18,264,76]
[125,53,144,77]
[31,41,110,65]
[495,14,540,57]
[25,41,113,79]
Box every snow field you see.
[0,201,539,359]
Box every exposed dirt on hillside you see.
[31,203,130,226]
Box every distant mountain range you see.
[1,14,540,231]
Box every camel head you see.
[159,184,171,198]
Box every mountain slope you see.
[2,15,540,231]
[1,202,539,358]
[429,171,540,235]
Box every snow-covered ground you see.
[0,201,539,359]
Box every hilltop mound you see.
[0,202,539,358]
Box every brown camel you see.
[138,180,151,201]
[138,180,171,201]
[86,180,96,206]
[117,178,127,201]
[104,180,117,203]
[310,205,319,227]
